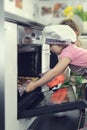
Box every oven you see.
[17,44,46,118]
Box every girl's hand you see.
[25,82,36,93]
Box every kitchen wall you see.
[4,0,87,25]
[35,0,87,25]
[4,0,39,21]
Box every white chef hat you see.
[42,25,76,46]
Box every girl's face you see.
[50,45,63,55]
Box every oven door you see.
[18,50,41,77]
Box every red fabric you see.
[47,74,65,88]
[50,87,67,104]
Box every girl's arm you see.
[26,57,71,92]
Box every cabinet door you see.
[42,50,50,73]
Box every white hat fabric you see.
[42,25,76,46]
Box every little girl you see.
[26,25,87,92]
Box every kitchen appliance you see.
[17,43,45,117]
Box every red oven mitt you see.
[47,74,65,88]
[50,87,67,104]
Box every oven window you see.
[18,51,41,77]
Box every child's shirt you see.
[59,44,87,79]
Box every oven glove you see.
[50,87,67,104]
[47,74,65,88]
